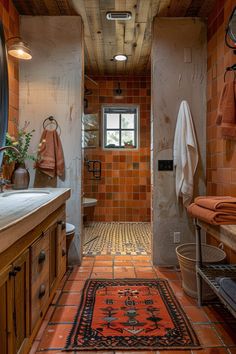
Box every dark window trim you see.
[103,105,139,149]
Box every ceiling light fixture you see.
[7,37,32,60]
[106,11,132,20]
[113,54,128,62]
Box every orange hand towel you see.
[216,81,236,139]
[194,196,236,212]
[187,203,236,225]
[37,130,65,178]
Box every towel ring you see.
[43,116,61,135]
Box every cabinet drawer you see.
[31,233,49,281]
[31,270,49,330]
[31,233,50,330]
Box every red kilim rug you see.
[65,279,200,351]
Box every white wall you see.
[19,16,84,264]
[152,18,207,265]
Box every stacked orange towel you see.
[187,196,236,225]
[37,129,65,178]
[216,81,236,140]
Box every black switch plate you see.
[158,160,173,171]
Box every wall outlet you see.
[174,231,181,244]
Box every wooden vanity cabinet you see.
[0,204,67,354]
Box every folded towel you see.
[37,129,65,178]
[216,277,236,311]
[187,203,236,224]
[216,81,236,140]
[195,196,236,212]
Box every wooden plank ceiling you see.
[13,0,215,75]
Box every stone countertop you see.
[198,220,236,252]
[0,188,71,254]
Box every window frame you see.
[102,105,139,150]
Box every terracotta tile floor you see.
[31,255,236,354]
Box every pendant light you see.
[114,82,123,99]
[7,37,32,60]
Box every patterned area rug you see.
[83,222,151,256]
[65,279,200,351]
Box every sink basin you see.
[83,197,97,207]
[2,190,51,198]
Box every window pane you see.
[106,131,120,147]
[121,114,135,129]
[121,131,135,146]
[106,113,120,129]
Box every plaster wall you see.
[19,16,84,264]
[152,18,207,265]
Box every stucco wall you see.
[152,18,207,265]
[19,16,84,264]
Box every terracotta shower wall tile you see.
[84,76,151,222]
[206,0,236,262]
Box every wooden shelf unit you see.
[195,219,236,318]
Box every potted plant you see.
[124,140,134,148]
[4,122,38,189]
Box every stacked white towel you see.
[173,100,198,207]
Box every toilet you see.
[66,223,75,266]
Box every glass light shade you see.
[8,40,32,60]
[113,54,127,62]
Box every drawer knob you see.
[38,284,46,299]
[14,266,21,272]
[62,248,66,257]
[9,266,21,276]
[38,250,46,264]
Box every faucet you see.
[0,146,20,154]
[0,146,20,192]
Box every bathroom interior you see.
[1,0,236,353]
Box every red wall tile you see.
[207,0,236,261]
[207,0,236,197]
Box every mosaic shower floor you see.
[83,222,151,256]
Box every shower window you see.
[103,106,138,149]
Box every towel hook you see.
[43,116,61,135]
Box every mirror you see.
[225,6,236,49]
[0,19,9,163]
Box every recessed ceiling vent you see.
[106,11,132,20]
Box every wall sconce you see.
[7,37,32,60]
[225,6,236,53]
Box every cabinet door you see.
[49,223,58,292]
[0,265,14,354]
[12,249,30,354]
[57,219,66,278]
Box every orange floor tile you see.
[30,255,236,354]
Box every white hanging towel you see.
[173,100,198,207]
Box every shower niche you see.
[82,113,99,148]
